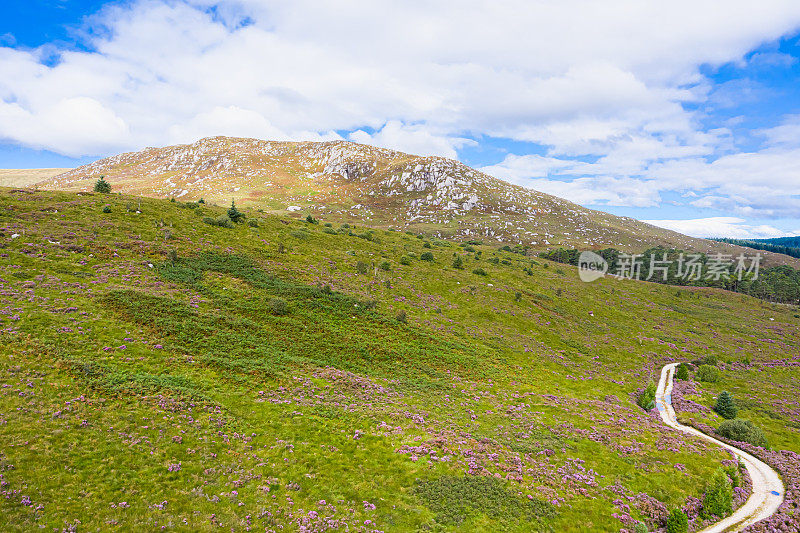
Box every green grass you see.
[1,188,798,531]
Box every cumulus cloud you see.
[642,217,798,239]
[1,0,800,229]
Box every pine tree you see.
[227,200,244,223]
[93,175,111,194]
[452,255,464,269]
[714,391,737,419]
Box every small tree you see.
[636,381,657,411]
[714,391,737,419]
[452,255,464,269]
[305,214,317,224]
[94,176,111,193]
[702,468,732,518]
[227,200,244,223]
[665,509,688,533]
[420,251,434,262]
[675,363,689,380]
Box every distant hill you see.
[35,136,799,266]
[0,168,70,188]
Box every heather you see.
[1,188,799,531]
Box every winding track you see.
[655,363,784,532]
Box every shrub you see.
[323,226,338,235]
[395,310,407,323]
[214,215,234,229]
[247,219,259,228]
[702,467,732,518]
[268,298,288,316]
[452,256,464,269]
[697,364,721,382]
[227,200,244,223]
[514,291,522,302]
[305,214,318,224]
[356,261,369,274]
[488,256,500,264]
[665,509,688,533]
[714,391,737,419]
[472,267,487,276]
[198,198,205,204]
[399,256,412,266]
[633,523,648,533]
[675,363,689,380]
[93,176,111,193]
[324,222,332,227]
[717,419,769,448]
[379,261,391,271]
[102,205,112,213]
[636,381,657,411]
[420,251,434,262]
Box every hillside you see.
[1,188,798,531]
[0,168,70,188]
[36,136,796,267]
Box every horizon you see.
[2,1,800,238]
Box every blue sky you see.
[2,1,800,238]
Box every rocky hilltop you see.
[35,136,788,259]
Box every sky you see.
[2,1,800,238]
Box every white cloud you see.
[1,0,800,227]
[642,217,796,239]
[349,121,474,159]
[0,0,799,158]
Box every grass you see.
[0,188,798,531]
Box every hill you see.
[0,168,70,188]
[35,136,798,268]
[1,188,798,531]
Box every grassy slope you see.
[1,188,798,531]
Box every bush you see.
[268,298,288,316]
[399,256,412,266]
[452,256,464,269]
[423,241,432,248]
[102,205,112,213]
[420,251,434,262]
[714,391,737,419]
[633,523,648,533]
[675,363,689,380]
[247,219,259,228]
[323,227,337,235]
[324,222,332,227]
[665,509,688,533]
[227,200,244,223]
[696,364,721,382]
[395,310,407,323]
[356,261,369,274]
[202,215,234,229]
[702,467,732,518]
[472,267,487,276]
[93,176,111,193]
[636,381,657,411]
[717,419,769,448]
[305,214,318,224]
[379,261,391,271]
[198,198,205,204]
